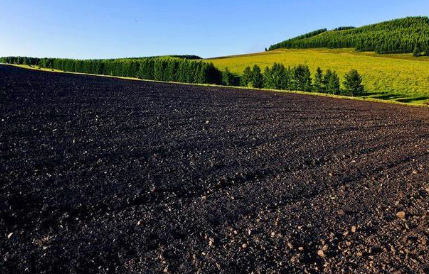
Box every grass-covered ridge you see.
[207,48,429,105]
[269,16,429,55]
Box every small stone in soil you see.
[396,211,406,219]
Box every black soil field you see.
[1,65,429,273]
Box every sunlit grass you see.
[207,48,429,105]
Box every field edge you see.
[5,64,429,108]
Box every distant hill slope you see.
[269,16,429,55]
[207,48,429,104]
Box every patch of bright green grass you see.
[207,48,429,105]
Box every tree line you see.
[271,29,328,48]
[269,16,429,55]
[1,56,364,96]
[222,63,364,96]
[0,56,222,85]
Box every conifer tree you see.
[251,65,264,88]
[292,64,312,91]
[343,69,364,96]
[263,67,274,89]
[324,69,340,94]
[241,66,253,87]
[314,67,324,91]
[222,67,234,86]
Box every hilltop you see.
[269,16,429,55]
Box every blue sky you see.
[0,0,428,59]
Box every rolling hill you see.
[207,48,429,104]
[269,16,429,55]
[207,17,429,105]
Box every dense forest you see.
[269,16,429,55]
[0,56,222,85]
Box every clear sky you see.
[0,0,428,59]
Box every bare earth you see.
[1,66,429,273]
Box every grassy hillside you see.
[207,48,429,104]
[269,17,429,55]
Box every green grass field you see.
[207,48,429,105]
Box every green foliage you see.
[2,56,222,85]
[3,55,367,99]
[333,26,356,31]
[248,63,350,95]
[222,67,240,86]
[412,45,427,57]
[169,55,202,60]
[324,69,340,94]
[1,56,40,66]
[413,47,419,57]
[269,16,429,55]
[343,69,364,96]
[122,55,202,60]
[251,65,264,88]
[263,63,290,90]
[241,66,253,87]
[270,29,327,50]
[199,62,222,84]
[239,65,264,88]
[313,67,324,92]
[291,64,312,91]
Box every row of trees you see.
[0,56,40,66]
[1,56,364,96]
[0,56,222,85]
[223,63,364,96]
[269,16,429,55]
[136,58,222,84]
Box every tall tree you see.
[241,66,253,87]
[292,64,312,91]
[222,67,239,86]
[251,65,264,88]
[263,67,274,89]
[313,67,324,92]
[324,69,340,94]
[343,69,364,96]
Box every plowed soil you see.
[1,65,429,273]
